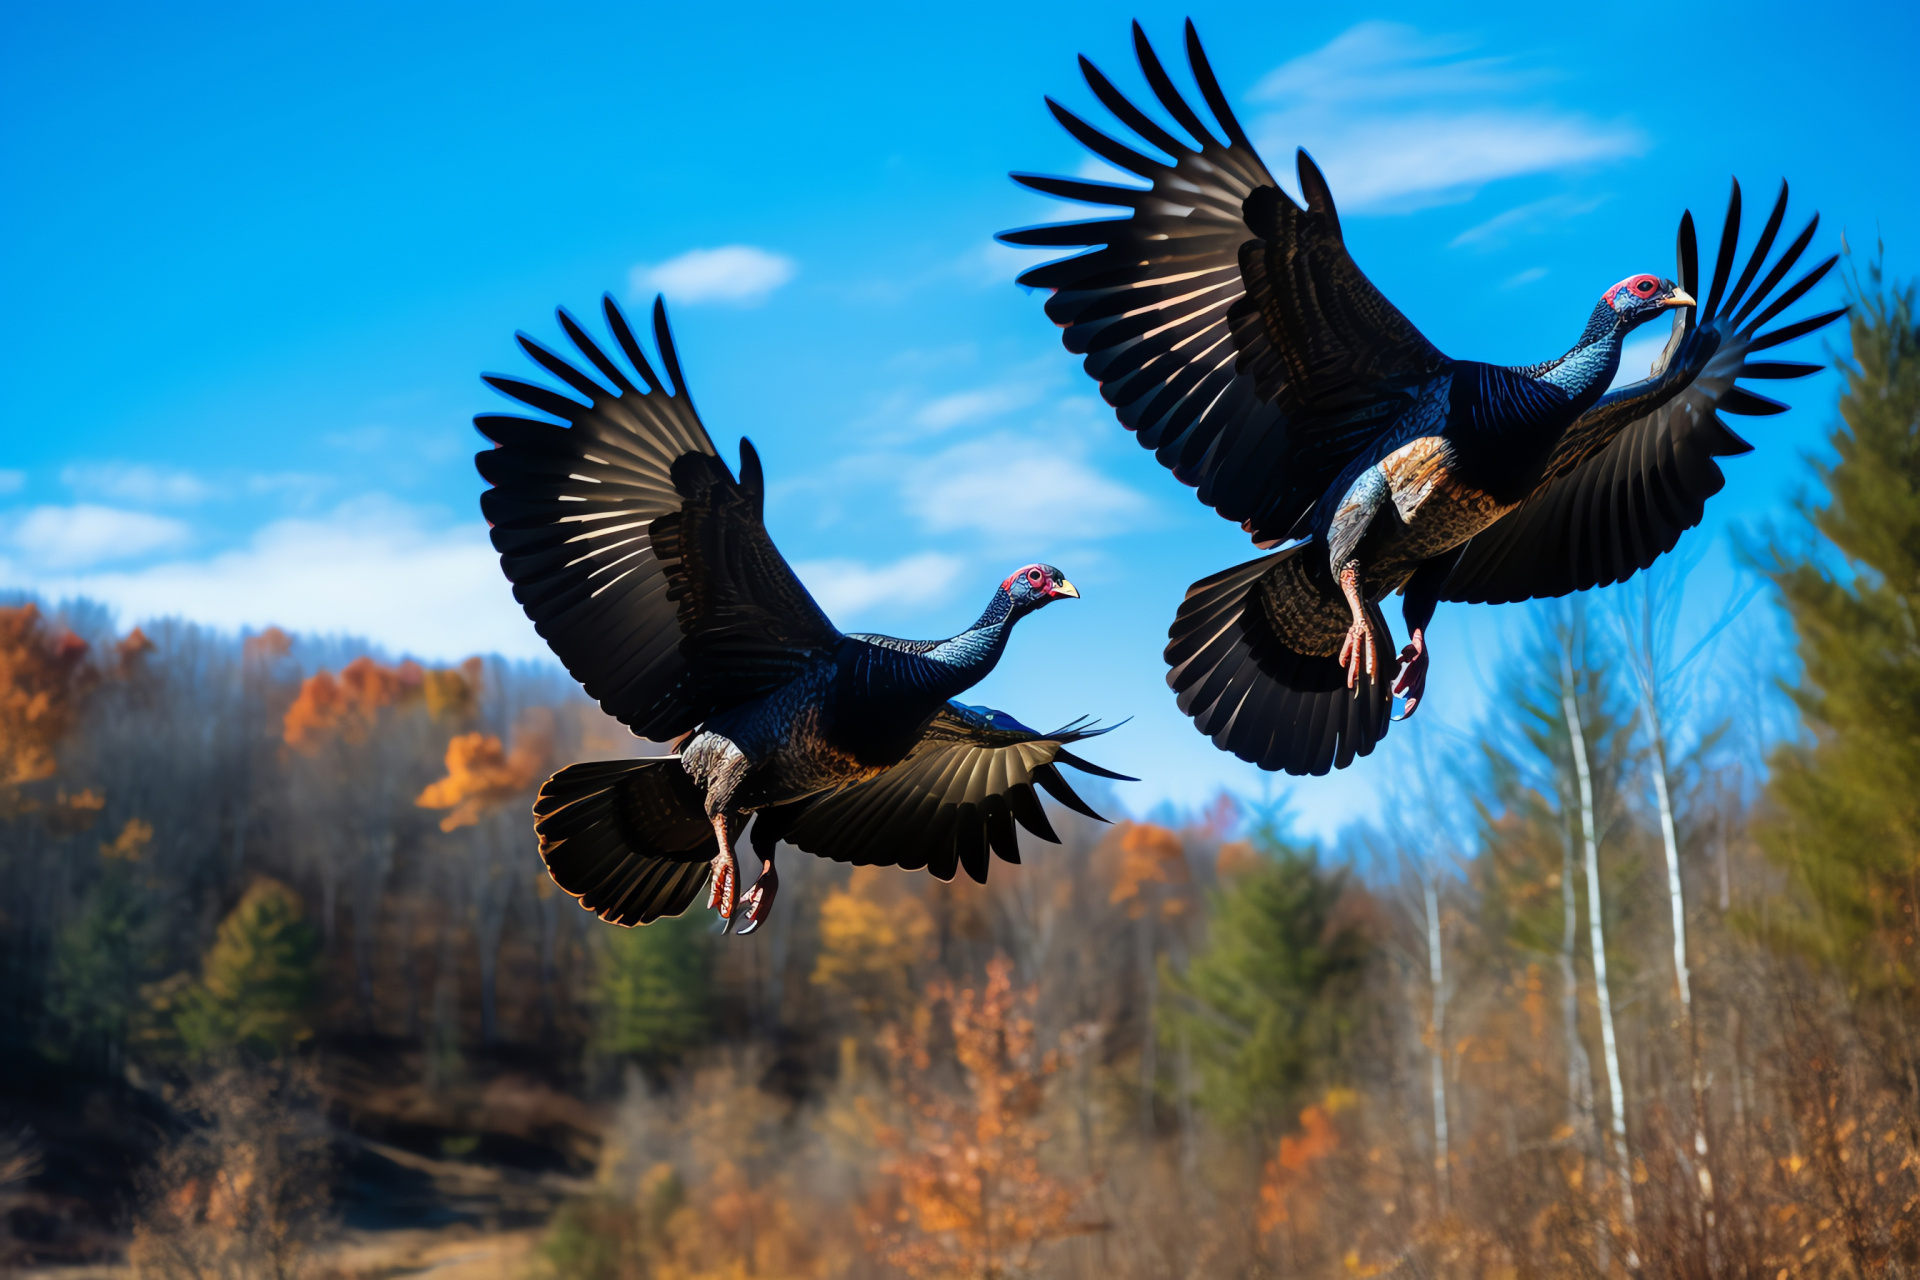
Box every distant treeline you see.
[0,267,1915,1278]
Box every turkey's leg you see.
[1392,548,1461,720]
[736,852,779,936]
[1337,559,1387,691]
[707,813,739,927]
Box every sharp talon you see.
[1391,629,1429,721]
[736,863,778,936]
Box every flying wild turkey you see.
[475,296,1129,932]
[1001,21,1843,776]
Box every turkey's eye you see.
[1636,280,1655,294]
[1027,568,1044,586]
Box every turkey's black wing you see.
[1445,180,1842,604]
[758,704,1131,885]
[1001,20,1450,544]
[477,296,840,738]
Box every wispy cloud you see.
[1450,193,1607,249]
[631,245,796,307]
[8,497,545,662]
[1503,266,1549,288]
[61,461,210,505]
[912,383,1042,433]
[0,470,23,495]
[9,504,192,570]
[792,551,967,621]
[904,430,1150,542]
[1247,22,1643,213]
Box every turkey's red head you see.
[1000,563,1080,610]
[1603,273,1695,322]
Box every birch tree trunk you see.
[1423,869,1451,1215]
[1559,805,1604,1273]
[1626,586,1717,1260]
[1562,649,1639,1267]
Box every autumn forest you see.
[2,274,1918,1279]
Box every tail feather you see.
[533,757,714,926]
[1165,546,1393,776]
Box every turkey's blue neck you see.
[920,589,1021,695]
[1534,300,1627,407]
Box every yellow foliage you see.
[811,867,932,1015]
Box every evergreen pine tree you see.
[49,862,159,1070]
[172,878,320,1059]
[1760,256,1920,1021]
[595,909,712,1068]
[1162,831,1371,1131]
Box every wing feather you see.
[477,295,839,737]
[1000,20,1446,545]
[774,704,1128,878]
[1443,182,1841,605]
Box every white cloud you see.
[912,383,1041,433]
[61,461,209,505]
[1247,22,1643,213]
[12,497,549,662]
[905,433,1150,541]
[1451,193,1606,249]
[0,470,23,495]
[792,551,966,620]
[631,245,796,307]
[9,504,192,570]
[1503,266,1549,288]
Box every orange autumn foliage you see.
[1256,1088,1357,1233]
[414,709,554,831]
[1107,821,1190,919]
[242,626,292,664]
[0,603,93,793]
[282,656,429,752]
[869,956,1092,1277]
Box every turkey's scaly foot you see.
[1336,560,1384,691]
[707,814,738,928]
[735,860,779,936]
[1392,628,1429,721]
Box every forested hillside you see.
[2,271,1916,1278]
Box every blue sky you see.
[3,1,1915,840]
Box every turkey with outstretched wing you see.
[477,296,1130,931]
[1001,20,1842,775]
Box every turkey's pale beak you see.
[1052,578,1080,599]
[1662,288,1696,310]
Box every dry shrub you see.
[866,955,1097,1278]
[128,1064,333,1280]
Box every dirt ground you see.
[13,1224,545,1279]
